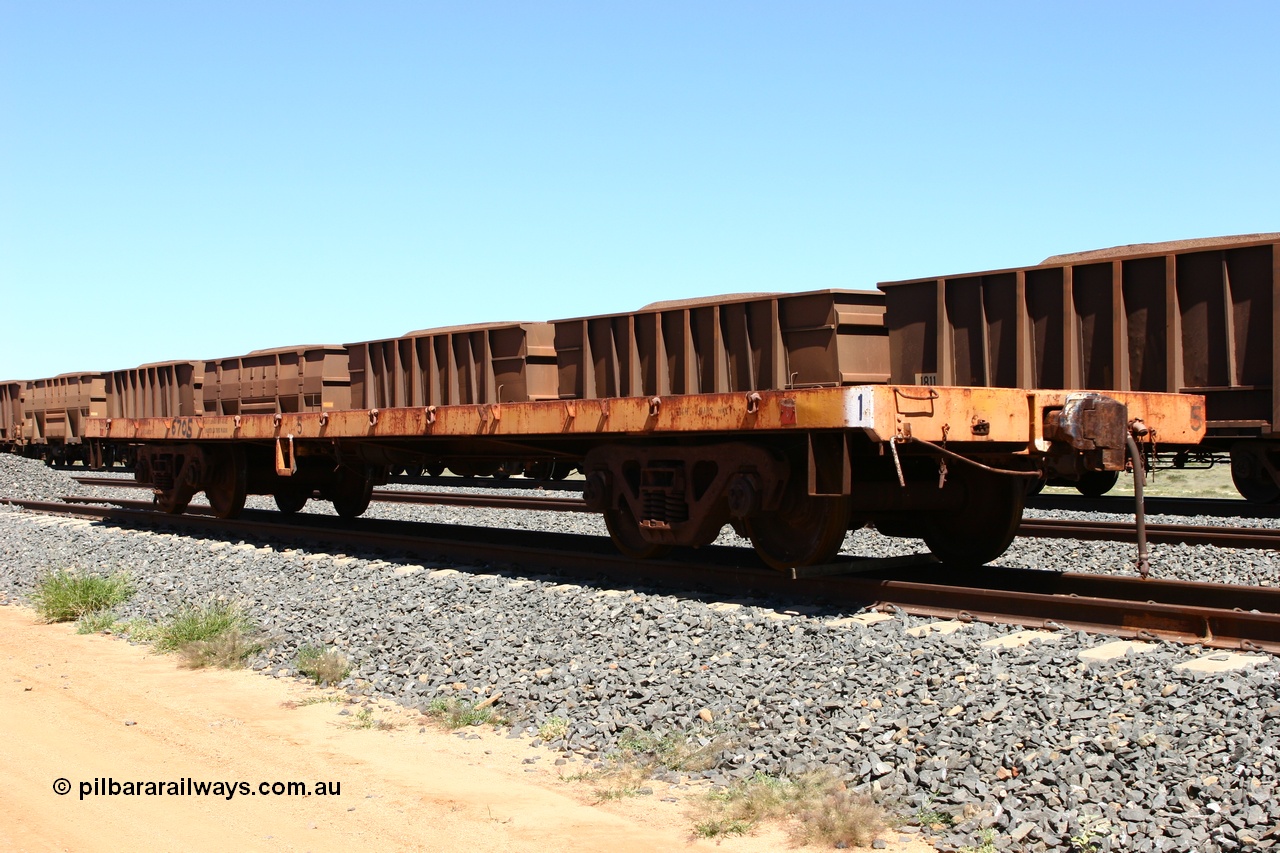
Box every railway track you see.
[68,477,1280,550]
[6,496,1279,653]
[1028,492,1280,520]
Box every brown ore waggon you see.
[76,285,1206,570]
[879,233,1280,502]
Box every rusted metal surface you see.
[347,322,559,409]
[1026,493,1278,519]
[23,372,107,448]
[107,361,205,419]
[552,290,890,400]
[1018,517,1280,550]
[0,381,23,446]
[879,234,1278,442]
[84,385,1205,449]
[203,345,351,415]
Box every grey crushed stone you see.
[1,454,1279,851]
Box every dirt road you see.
[0,603,933,852]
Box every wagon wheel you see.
[748,494,851,571]
[921,470,1024,567]
[273,489,309,515]
[326,467,373,518]
[523,460,550,480]
[1230,442,1280,504]
[603,506,672,560]
[205,446,247,519]
[154,486,194,515]
[1074,470,1118,497]
[425,464,445,478]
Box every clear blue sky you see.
[2,2,1276,379]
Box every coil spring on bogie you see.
[642,490,667,523]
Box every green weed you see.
[296,644,350,685]
[425,696,506,729]
[32,569,133,622]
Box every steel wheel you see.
[327,467,373,518]
[274,490,309,514]
[747,494,851,571]
[922,471,1024,567]
[603,507,672,560]
[205,447,247,519]
[1074,470,1118,497]
[1230,442,1280,504]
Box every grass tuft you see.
[116,618,162,644]
[690,769,885,844]
[537,715,569,742]
[153,601,262,669]
[613,725,729,773]
[176,628,264,669]
[425,696,506,729]
[32,569,133,622]
[348,707,396,731]
[76,611,119,634]
[296,644,350,685]
[788,784,885,848]
[155,600,253,652]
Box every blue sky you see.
[2,1,1276,379]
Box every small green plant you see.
[76,611,119,634]
[959,828,999,853]
[789,785,884,848]
[912,797,957,828]
[32,569,133,622]
[425,696,505,729]
[285,694,343,709]
[690,770,885,845]
[693,818,753,839]
[154,601,262,669]
[1070,817,1111,852]
[588,764,651,802]
[155,600,253,652]
[116,618,161,644]
[177,629,264,669]
[614,725,729,772]
[296,644,350,685]
[348,707,395,731]
[538,715,569,742]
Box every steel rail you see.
[73,475,586,494]
[1018,517,1280,550]
[68,481,593,514]
[67,480,1279,549]
[5,497,1279,653]
[1027,493,1279,520]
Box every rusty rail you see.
[4,497,1279,653]
[1018,517,1280,550]
[66,479,1279,549]
[1027,493,1280,520]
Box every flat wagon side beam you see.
[85,385,1205,452]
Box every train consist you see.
[6,233,1273,569]
[881,232,1280,501]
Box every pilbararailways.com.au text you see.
[56,777,341,800]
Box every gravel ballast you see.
[2,454,1278,851]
